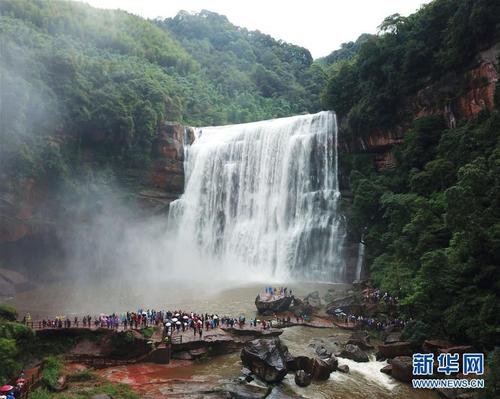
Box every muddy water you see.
[5,281,437,398]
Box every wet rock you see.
[438,346,474,356]
[391,356,413,383]
[224,381,270,399]
[289,297,313,317]
[267,386,305,399]
[325,295,362,315]
[240,338,289,383]
[221,326,283,337]
[308,337,340,359]
[384,332,403,344]
[294,370,312,387]
[380,364,392,375]
[303,291,322,309]
[171,351,194,360]
[377,342,412,359]
[255,295,293,314]
[423,340,452,354]
[311,357,334,380]
[324,355,338,372]
[347,331,373,350]
[337,364,349,373]
[339,344,369,362]
[288,355,335,380]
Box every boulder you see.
[347,331,373,350]
[288,355,335,380]
[255,295,293,314]
[240,338,289,383]
[337,364,349,373]
[308,337,341,358]
[377,342,412,358]
[289,297,313,317]
[384,332,403,344]
[311,357,334,380]
[223,381,270,399]
[303,291,322,309]
[380,364,392,375]
[339,344,369,363]
[438,346,474,356]
[294,370,312,387]
[423,339,452,354]
[391,356,413,384]
[325,295,362,315]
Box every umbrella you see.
[0,386,13,392]
[171,318,178,322]
[197,320,203,324]
[165,322,172,327]
[15,379,26,384]
[183,315,188,319]
[213,315,218,319]
[176,321,181,325]
[175,313,180,317]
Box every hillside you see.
[321,0,500,349]
[0,0,324,252]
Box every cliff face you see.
[341,44,500,170]
[0,121,193,247]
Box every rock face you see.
[303,291,322,309]
[149,122,192,196]
[337,364,349,373]
[377,342,412,359]
[391,356,413,383]
[338,43,500,172]
[294,370,312,387]
[347,331,374,350]
[339,344,369,363]
[240,338,290,383]
[255,295,293,315]
[288,355,336,381]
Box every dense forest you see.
[321,0,500,379]
[0,0,322,185]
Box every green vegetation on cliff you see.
[323,0,500,350]
[322,0,500,139]
[0,0,322,184]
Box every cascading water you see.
[169,111,346,281]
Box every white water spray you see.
[169,111,346,281]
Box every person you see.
[198,327,202,340]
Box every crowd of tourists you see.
[257,286,293,301]
[334,312,406,331]
[23,308,279,339]
[363,288,398,305]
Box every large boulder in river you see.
[325,295,363,315]
[255,295,293,315]
[347,331,373,350]
[303,291,322,309]
[339,344,369,362]
[288,355,336,381]
[241,338,289,383]
[391,356,413,383]
[294,370,312,387]
[377,342,412,359]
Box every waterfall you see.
[169,111,346,282]
[355,241,365,281]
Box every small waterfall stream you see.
[169,111,347,281]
